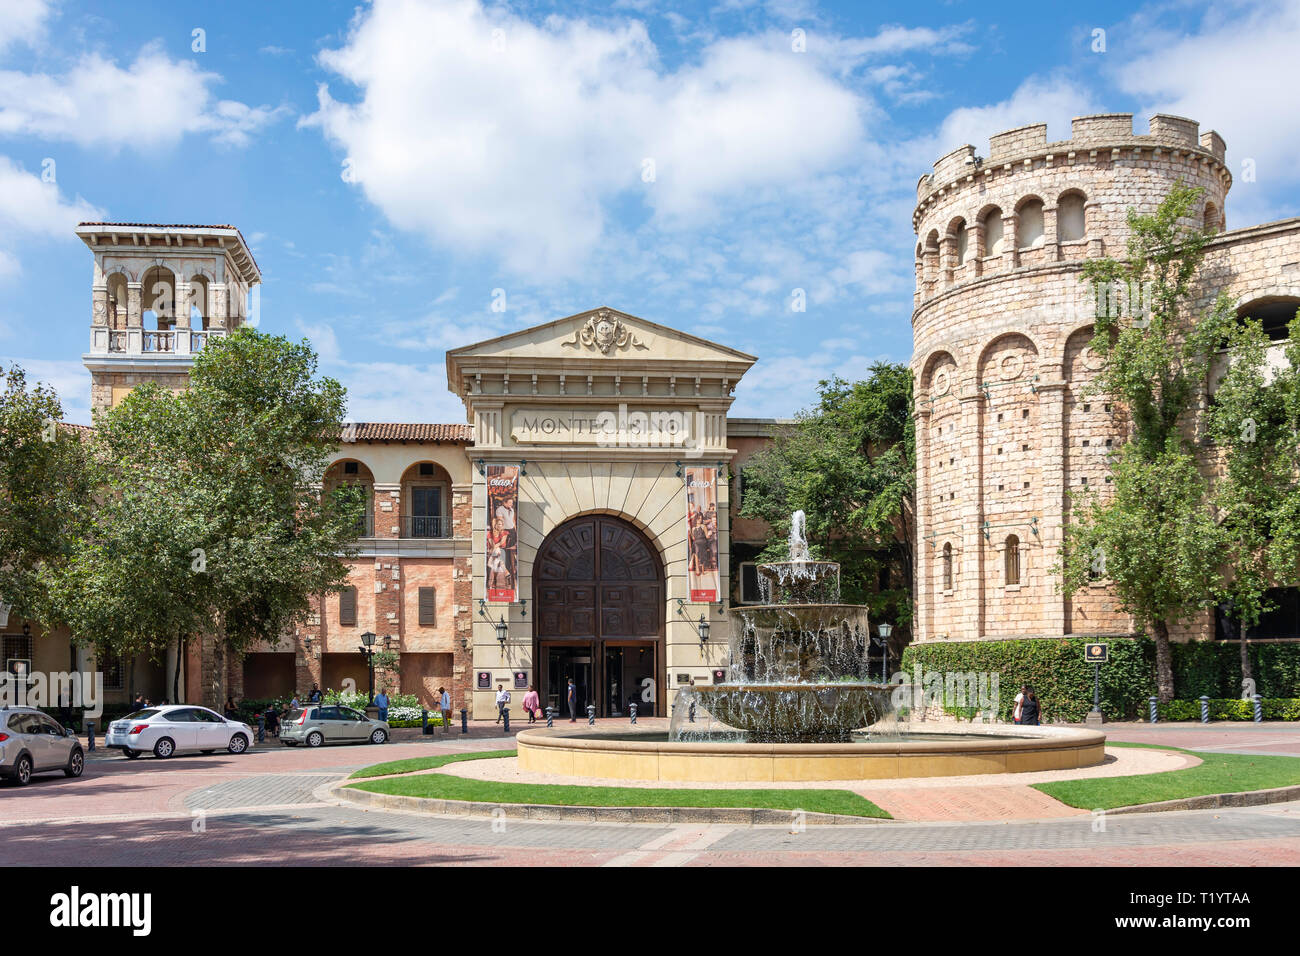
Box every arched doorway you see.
[534,514,664,718]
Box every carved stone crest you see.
[561,311,649,355]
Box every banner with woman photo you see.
[684,465,720,602]
[485,464,519,602]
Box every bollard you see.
[1253,693,1263,723]
[461,708,469,734]
[1199,694,1210,723]
[502,708,510,734]
[1148,696,1158,724]
[630,702,637,725]
[546,706,554,728]
[257,714,266,743]
[86,719,95,752]
[421,708,429,735]
[587,704,595,726]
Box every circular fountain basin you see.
[516,724,1107,783]
[693,683,893,743]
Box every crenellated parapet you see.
[912,114,1231,313]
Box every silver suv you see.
[0,707,85,785]
[280,704,389,747]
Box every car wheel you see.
[227,734,249,755]
[13,754,32,786]
[64,749,85,778]
[123,748,141,759]
[369,728,388,745]
[306,731,323,748]
[153,737,175,759]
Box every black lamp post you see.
[874,622,893,683]
[359,631,377,704]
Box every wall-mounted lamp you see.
[478,600,520,654]
[676,599,710,647]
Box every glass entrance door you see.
[605,643,657,717]
[544,643,593,721]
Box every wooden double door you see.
[535,515,664,717]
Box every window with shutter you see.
[339,587,357,626]
[418,587,436,626]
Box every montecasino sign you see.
[510,405,698,447]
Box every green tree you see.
[738,361,914,641]
[1058,184,1236,700]
[0,366,90,622]
[1204,311,1300,687]
[47,330,365,704]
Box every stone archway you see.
[534,514,665,718]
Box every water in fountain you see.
[671,510,897,743]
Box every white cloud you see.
[0,0,55,53]
[930,74,1100,160]
[0,154,102,283]
[305,0,870,274]
[1109,0,1300,222]
[0,45,287,150]
[0,356,91,424]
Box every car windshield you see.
[123,709,161,720]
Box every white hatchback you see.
[105,705,254,759]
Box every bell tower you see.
[78,222,262,414]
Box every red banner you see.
[485,464,519,602]
[684,466,720,602]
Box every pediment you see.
[446,307,756,386]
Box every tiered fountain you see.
[674,511,893,742]
[515,511,1106,783]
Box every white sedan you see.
[106,705,254,759]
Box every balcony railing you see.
[402,515,451,539]
[352,513,375,538]
[91,326,227,357]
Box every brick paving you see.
[3,721,1299,865]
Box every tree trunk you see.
[1151,619,1175,702]
[1238,616,1253,692]
[173,633,185,703]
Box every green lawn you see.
[349,750,515,779]
[345,750,890,818]
[1034,742,1300,810]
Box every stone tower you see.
[910,113,1232,644]
[78,222,261,415]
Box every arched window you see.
[1004,535,1021,586]
[1058,192,1086,241]
[1017,199,1045,249]
[942,542,954,591]
[954,220,969,265]
[981,208,1004,256]
[1205,202,1221,235]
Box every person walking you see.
[439,686,451,733]
[566,678,578,722]
[224,696,238,720]
[308,684,322,703]
[494,683,511,724]
[1020,686,1042,726]
[1013,684,1027,724]
[374,689,389,723]
[522,685,540,723]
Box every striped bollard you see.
[1199,695,1210,723]
[1148,696,1158,724]
[546,706,554,728]
[502,707,509,733]
[257,714,266,743]
[1252,693,1263,722]
[587,704,595,726]
[629,702,637,725]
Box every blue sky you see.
[2,0,1298,425]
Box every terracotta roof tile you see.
[340,423,473,444]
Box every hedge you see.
[902,637,1300,722]
[1157,698,1300,721]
